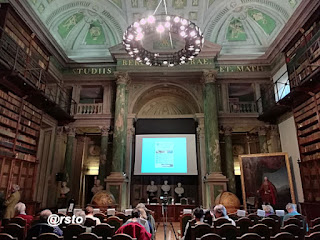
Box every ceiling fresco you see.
[23,0,302,61]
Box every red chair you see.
[115,222,151,240]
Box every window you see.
[273,64,290,102]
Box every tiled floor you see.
[155,222,180,240]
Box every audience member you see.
[204,209,213,225]
[264,205,274,217]
[183,207,205,240]
[39,209,63,236]
[15,202,33,226]
[85,206,101,225]
[283,203,300,222]
[4,184,20,219]
[213,204,235,226]
[75,210,86,226]
[123,208,150,233]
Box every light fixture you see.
[122,0,203,67]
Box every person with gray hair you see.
[283,203,300,222]
[15,202,33,226]
[39,209,63,236]
[136,203,156,239]
[4,184,20,219]
[213,204,235,226]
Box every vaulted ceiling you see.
[23,0,302,62]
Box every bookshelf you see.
[0,88,41,200]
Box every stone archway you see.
[132,84,201,117]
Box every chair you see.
[84,218,97,227]
[248,214,261,225]
[181,198,189,205]
[309,224,320,233]
[92,223,115,240]
[215,223,238,240]
[0,233,18,240]
[115,222,150,239]
[259,218,280,236]
[236,217,253,236]
[213,217,231,227]
[268,215,281,225]
[94,213,107,223]
[229,214,239,221]
[237,233,264,240]
[36,233,63,240]
[10,217,27,227]
[25,223,54,240]
[106,216,123,232]
[190,223,213,240]
[290,215,307,233]
[249,224,271,240]
[63,224,86,239]
[3,223,25,240]
[270,232,297,240]
[310,217,320,227]
[77,232,103,240]
[112,233,135,240]
[116,212,129,223]
[179,213,192,237]
[280,224,303,240]
[283,219,303,228]
[196,233,223,240]
[305,232,320,240]
[2,219,10,226]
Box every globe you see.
[215,191,241,214]
[91,190,116,210]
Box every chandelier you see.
[122,0,204,67]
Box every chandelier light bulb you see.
[163,61,168,64]
[181,19,188,25]
[174,16,180,23]
[180,26,185,31]
[136,33,144,40]
[165,22,171,28]
[190,31,196,37]
[134,22,140,28]
[195,39,201,45]
[180,31,186,37]
[136,27,142,33]
[128,34,134,40]
[147,15,155,24]
[140,18,146,25]
[156,25,165,33]
[166,16,171,21]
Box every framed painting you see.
[239,152,295,211]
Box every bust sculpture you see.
[91,179,104,195]
[161,180,171,195]
[174,182,184,197]
[60,181,70,198]
[147,181,158,197]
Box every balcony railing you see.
[0,27,75,116]
[229,101,258,113]
[76,103,103,114]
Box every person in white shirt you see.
[85,206,101,225]
[213,204,235,226]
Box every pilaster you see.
[223,126,236,194]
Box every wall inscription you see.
[69,67,114,75]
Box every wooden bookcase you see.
[0,88,41,200]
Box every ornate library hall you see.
[0,0,319,239]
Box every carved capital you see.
[64,126,76,137]
[202,70,217,84]
[114,72,130,85]
[56,126,64,136]
[257,126,267,136]
[223,126,233,136]
[99,126,110,136]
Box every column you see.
[106,72,130,210]
[220,83,229,113]
[63,126,75,183]
[269,125,281,152]
[224,126,236,194]
[98,126,109,183]
[258,126,268,153]
[203,70,221,173]
[255,83,262,114]
[102,85,111,114]
[202,71,227,208]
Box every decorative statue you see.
[146,180,158,197]
[60,181,70,198]
[161,180,171,195]
[91,178,104,195]
[174,182,184,197]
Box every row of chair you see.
[0,232,137,240]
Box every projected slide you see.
[134,134,197,175]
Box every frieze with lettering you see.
[65,67,115,75]
[118,58,215,66]
[217,65,268,73]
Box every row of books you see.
[0,106,19,121]
[0,115,18,129]
[0,89,21,107]
[304,152,320,161]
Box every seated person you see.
[85,206,101,225]
[204,209,213,226]
[136,203,156,237]
[213,204,235,226]
[75,210,86,226]
[14,202,33,226]
[116,220,151,240]
[183,207,205,240]
[123,208,150,233]
[26,209,63,240]
[263,205,274,217]
[283,203,308,231]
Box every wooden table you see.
[146,204,196,222]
